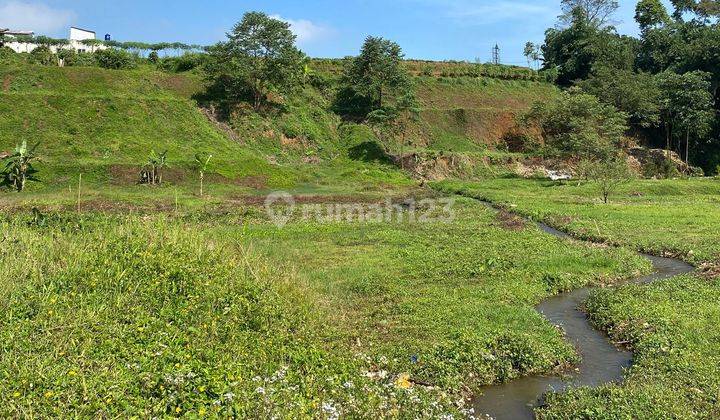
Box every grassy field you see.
[0,198,648,417]
[5,56,719,418]
[434,177,720,418]
[433,177,720,264]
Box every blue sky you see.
[1,0,657,64]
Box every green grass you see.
[228,199,648,391]
[433,177,720,418]
[0,63,420,206]
[0,198,649,417]
[0,63,560,209]
[538,274,720,419]
[433,177,720,264]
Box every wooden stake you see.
[77,174,82,213]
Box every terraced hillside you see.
[0,61,556,207]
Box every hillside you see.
[0,62,556,206]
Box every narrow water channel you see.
[472,205,695,420]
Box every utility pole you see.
[492,44,500,65]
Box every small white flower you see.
[255,387,265,395]
[321,402,339,420]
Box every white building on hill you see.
[1,26,108,54]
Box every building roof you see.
[70,26,96,34]
[0,29,35,36]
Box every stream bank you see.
[471,201,694,420]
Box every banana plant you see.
[2,140,40,192]
[141,150,168,185]
[194,152,212,197]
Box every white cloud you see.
[0,1,76,34]
[270,15,333,45]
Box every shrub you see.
[157,53,206,72]
[1,140,40,192]
[57,48,77,66]
[0,46,17,62]
[29,46,56,66]
[94,48,138,69]
[74,52,97,66]
[642,157,678,179]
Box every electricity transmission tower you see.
[492,44,500,65]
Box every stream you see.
[472,203,695,420]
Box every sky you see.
[0,0,662,65]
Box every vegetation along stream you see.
[472,202,695,420]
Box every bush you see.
[642,157,678,179]
[74,52,97,66]
[157,53,206,73]
[0,46,17,62]
[94,48,138,70]
[29,46,56,66]
[57,48,77,66]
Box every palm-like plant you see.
[141,150,169,185]
[194,153,212,197]
[2,141,40,192]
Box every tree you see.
[205,12,305,110]
[579,67,661,128]
[559,0,619,28]
[523,42,541,69]
[337,36,412,117]
[194,153,213,197]
[656,71,715,160]
[671,0,720,19]
[367,92,420,163]
[2,141,40,192]
[526,90,628,160]
[586,157,633,203]
[635,0,670,32]
[543,8,636,86]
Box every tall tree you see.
[656,71,715,160]
[635,0,671,32]
[338,36,411,115]
[543,7,636,86]
[671,0,720,19]
[526,89,629,160]
[579,67,661,129]
[368,92,420,159]
[559,0,620,28]
[523,42,542,69]
[205,12,305,110]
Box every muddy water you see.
[472,211,695,420]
